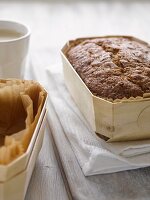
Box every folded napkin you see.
[46,70,150,175]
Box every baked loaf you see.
[67,36,150,100]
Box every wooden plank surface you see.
[1,0,150,199]
[25,127,70,200]
[25,63,72,200]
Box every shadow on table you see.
[88,167,150,199]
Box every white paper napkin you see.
[46,70,150,176]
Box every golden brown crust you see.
[67,36,150,100]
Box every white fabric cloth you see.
[46,70,150,176]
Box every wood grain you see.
[0,0,150,199]
[25,127,69,200]
[24,61,70,200]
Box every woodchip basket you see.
[61,36,150,142]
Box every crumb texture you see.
[67,37,150,100]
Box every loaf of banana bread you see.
[67,36,150,100]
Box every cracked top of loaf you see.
[66,36,150,100]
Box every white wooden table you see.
[0,0,150,199]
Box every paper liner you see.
[0,79,47,165]
[108,95,150,104]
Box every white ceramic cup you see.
[0,20,30,78]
